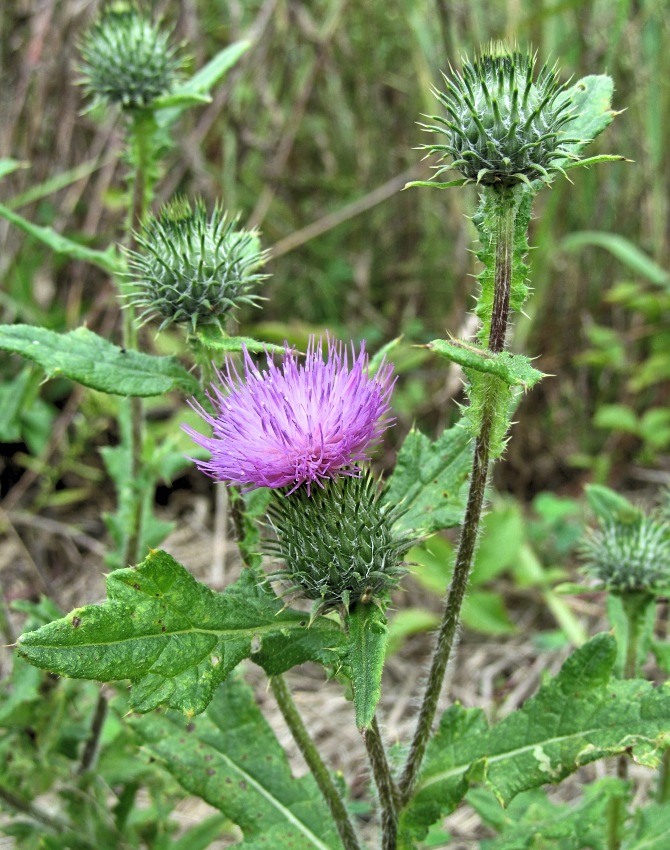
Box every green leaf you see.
[471,779,629,850]
[460,591,516,635]
[194,326,286,355]
[428,339,545,389]
[346,604,388,730]
[0,325,201,397]
[151,91,211,110]
[561,231,670,289]
[593,403,639,433]
[386,608,440,656]
[623,803,670,850]
[0,203,123,274]
[400,634,670,844]
[131,674,343,850]
[17,550,346,716]
[557,75,619,160]
[156,40,252,127]
[584,484,642,524]
[383,423,472,536]
[0,159,27,180]
[369,336,402,376]
[404,179,468,189]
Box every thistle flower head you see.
[266,472,411,616]
[78,4,184,110]
[184,337,395,494]
[580,515,670,594]
[126,198,267,333]
[423,45,584,187]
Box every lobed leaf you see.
[400,634,670,844]
[131,674,343,850]
[18,550,346,716]
[0,324,201,397]
[383,423,472,536]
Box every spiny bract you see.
[580,514,670,594]
[423,46,585,187]
[126,197,267,333]
[78,4,184,110]
[266,473,412,618]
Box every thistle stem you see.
[617,591,653,780]
[121,110,154,567]
[399,190,517,803]
[270,674,362,850]
[363,716,399,850]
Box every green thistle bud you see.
[266,473,412,618]
[580,514,670,595]
[78,4,184,110]
[125,197,267,333]
[423,45,584,187]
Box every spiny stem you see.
[363,716,399,850]
[399,189,518,803]
[270,674,362,850]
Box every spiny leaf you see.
[346,604,388,731]
[383,423,471,537]
[194,326,285,355]
[130,674,343,850]
[427,339,545,389]
[400,634,670,844]
[0,325,201,397]
[18,550,346,716]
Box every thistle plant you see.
[78,4,184,111]
[8,29,670,850]
[126,197,267,333]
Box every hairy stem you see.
[363,716,399,850]
[270,674,362,850]
[399,190,518,803]
[121,110,154,567]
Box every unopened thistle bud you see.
[266,473,412,617]
[580,515,670,595]
[78,4,184,110]
[126,198,267,333]
[423,45,585,187]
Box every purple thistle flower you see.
[184,336,395,495]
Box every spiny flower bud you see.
[580,515,670,595]
[126,198,267,333]
[266,473,412,617]
[423,45,584,187]
[78,4,184,110]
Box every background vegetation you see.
[2,0,669,507]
